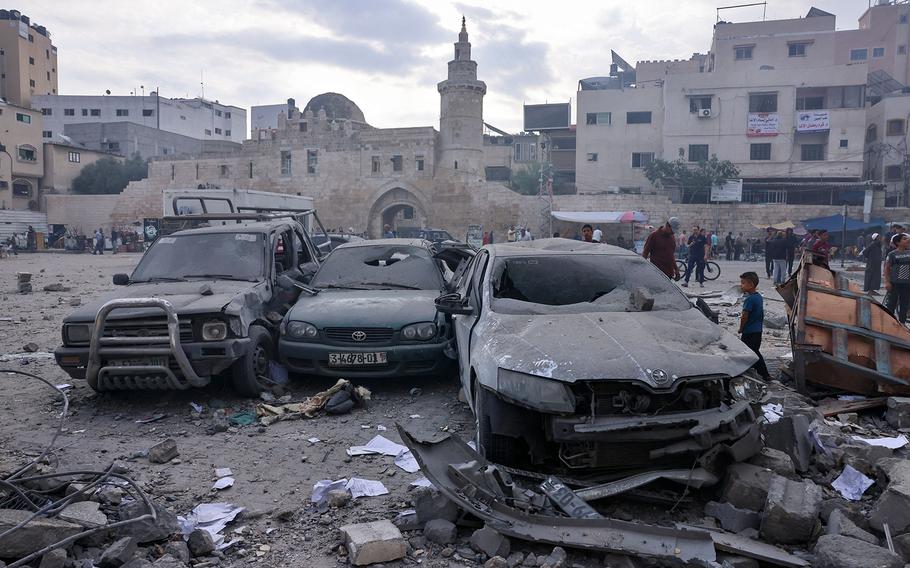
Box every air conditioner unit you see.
[698,108,712,118]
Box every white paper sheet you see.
[394,450,420,473]
[832,465,874,501]
[851,434,909,449]
[345,477,389,498]
[410,477,434,488]
[215,468,233,478]
[311,478,348,503]
[762,403,784,424]
[213,477,234,490]
[178,502,245,549]
[347,434,408,457]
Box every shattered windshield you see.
[131,233,265,282]
[490,254,691,314]
[311,245,443,290]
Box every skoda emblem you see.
[649,368,670,386]
[351,331,367,342]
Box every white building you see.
[32,94,246,144]
[251,100,298,132]
[866,90,910,205]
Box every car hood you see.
[63,280,261,322]
[479,308,757,387]
[288,289,440,328]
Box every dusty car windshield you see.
[131,233,264,282]
[311,245,443,290]
[490,254,691,313]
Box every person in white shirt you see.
[592,228,603,243]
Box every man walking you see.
[93,228,105,255]
[642,217,680,280]
[682,227,708,288]
[710,231,718,258]
[863,232,883,294]
[768,231,788,285]
[785,228,799,274]
[764,228,774,279]
[885,232,910,324]
[734,233,744,261]
[725,232,734,261]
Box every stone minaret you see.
[437,17,486,175]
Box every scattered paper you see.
[190,402,204,413]
[409,414,421,419]
[215,468,232,478]
[307,437,321,444]
[345,477,389,498]
[410,477,434,488]
[347,435,408,457]
[135,413,167,424]
[838,395,867,402]
[377,425,387,431]
[360,425,371,429]
[55,383,73,390]
[762,403,784,424]
[311,479,348,503]
[851,434,909,449]
[178,502,244,549]
[0,352,54,362]
[213,477,234,490]
[394,450,420,473]
[832,465,874,501]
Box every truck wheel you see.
[474,385,520,466]
[231,325,274,396]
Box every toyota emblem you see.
[649,368,671,386]
[351,331,367,342]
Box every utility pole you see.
[538,134,553,239]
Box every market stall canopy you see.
[551,211,649,224]
[751,221,798,230]
[801,214,885,232]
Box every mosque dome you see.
[304,92,366,123]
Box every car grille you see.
[583,379,725,416]
[324,327,394,344]
[102,318,194,343]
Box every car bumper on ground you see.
[279,338,454,377]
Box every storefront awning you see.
[551,211,649,224]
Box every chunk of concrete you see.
[0,508,82,558]
[826,509,879,545]
[715,554,759,568]
[116,501,180,544]
[148,439,179,464]
[162,541,190,564]
[122,559,153,568]
[186,528,214,557]
[540,546,566,568]
[413,486,459,524]
[423,518,457,545]
[151,554,185,567]
[886,396,910,429]
[59,500,108,528]
[842,442,893,475]
[762,414,812,473]
[813,534,902,568]
[759,475,823,544]
[748,447,795,477]
[704,500,761,533]
[38,549,67,568]
[720,463,773,511]
[470,525,510,558]
[99,536,138,567]
[340,520,407,566]
[870,459,910,533]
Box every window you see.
[142,109,154,117]
[12,180,31,197]
[586,153,598,162]
[828,85,865,108]
[839,139,848,149]
[17,145,37,162]
[15,113,31,124]
[873,47,885,58]
[204,129,212,136]
[801,144,825,161]
[391,155,403,172]
[416,155,425,171]
[225,112,231,119]
[220,165,229,177]
[299,122,307,132]
[901,45,908,55]
[887,119,907,136]
[28,33,33,42]
[514,143,523,161]
[172,164,176,180]
[64,108,74,116]
[281,150,292,175]
[886,165,903,181]
[850,48,868,61]
[867,124,878,142]
[90,109,100,117]
[29,79,35,87]
[116,109,129,117]
[28,56,34,65]
[215,110,222,117]
[796,95,825,110]
[42,130,52,138]
[734,45,754,60]
[627,111,652,124]
[749,93,778,112]
[249,161,253,179]
[688,97,712,112]
[371,156,380,173]
[82,109,88,116]
[631,152,654,168]
[750,143,771,160]
[41,108,52,116]
[225,130,231,137]
[68,151,80,163]
[46,71,50,80]
[46,49,49,59]
[902,14,909,23]
[688,144,709,162]
[454,160,458,170]
[215,128,222,134]
[307,150,317,174]
[788,42,808,57]
[585,112,612,125]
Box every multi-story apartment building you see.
[0,100,42,209]
[0,9,57,107]
[866,90,910,205]
[577,3,908,207]
[32,94,246,146]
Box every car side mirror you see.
[112,273,130,286]
[436,292,474,316]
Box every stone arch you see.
[366,186,430,238]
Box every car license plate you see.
[328,352,388,367]
[109,357,169,368]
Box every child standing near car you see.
[739,271,770,380]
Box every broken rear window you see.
[131,233,265,282]
[490,255,691,313]
[311,245,443,290]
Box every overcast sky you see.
[29,0,868,134]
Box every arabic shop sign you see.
[710,179,743,202]
[796,110,830,132]
[747,112,779,136]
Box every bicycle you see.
[674,259,721,282]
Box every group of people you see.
[91,227,122,255]
[858,223,910,324]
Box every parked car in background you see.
[435,239,762,480]
[397,227,456,244]
[280,239,472,378]
[311,232,365,255]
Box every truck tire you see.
[474,384,521,466]
[231,325,274,396]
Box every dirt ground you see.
[0,251,809,567]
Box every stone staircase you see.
[111,179,167,224]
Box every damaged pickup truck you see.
[436,239,764,483]
[54,216,320,395]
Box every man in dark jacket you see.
[785,228,799,274]
[768,231,789,285]
[763,228,774,278]
[725,232,734,261]
[864,232,883,294]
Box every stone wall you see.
[44,194,121,232]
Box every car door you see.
[433,243,475,290]
[453,251,488,393]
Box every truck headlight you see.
[286,321,319,340]
[402,323,436,341]
[496,368,575,414]
[64,323,93,344]
[201,320,228,341]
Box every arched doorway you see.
[367,186,428,238]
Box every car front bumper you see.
[279,338,454,378]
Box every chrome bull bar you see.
[86,297,210,390]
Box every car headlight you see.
[496,368,575,414]
[64,323,92,344]
[401,323,437,341]
[286,321,319,340]
[201,320,228,341]
[729,374,768,403]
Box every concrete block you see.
[870,473,910,533]
[747,447,795,477]
[720,463,774,511]
[340,520,407,566]
[470,525,510,558]
[116,501,180,544]
[842,442,893,475]
[423,518,457,545]
[704,500,761,533]
[99,536,138,567]
[893,532,910,562]
[826,509,879,545]
[886,397,910,429]
[762,414,812,473]
[413,486,460,524]
[759,475,823,544]
[813,534,902,568]
[0,508,82,558]
[59,500,108,528]
[38,549,67,568]
[148,439,179,464]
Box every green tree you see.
[643,155,740,193]
[510,162,542,196]
[72,153,148,195]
